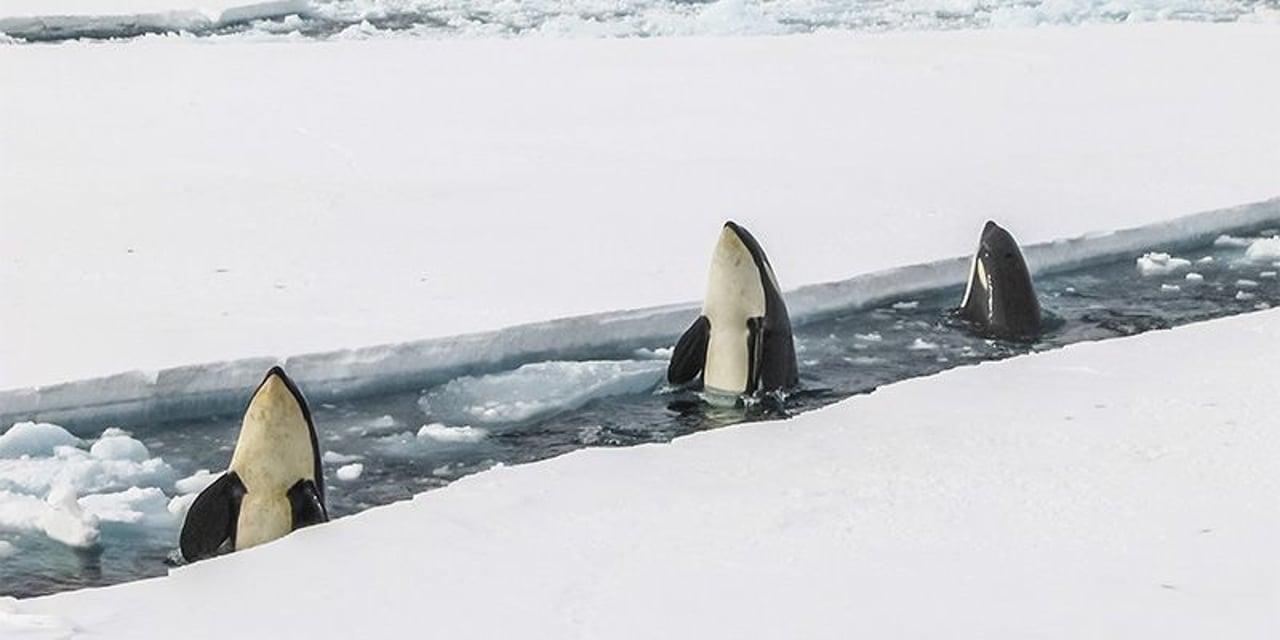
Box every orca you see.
[668,221,798,396]
[956,220,1043,340]
[179,366,327,562]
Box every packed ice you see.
[2,0,1275,42]
[0,423,179,551]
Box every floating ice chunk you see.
[322,451,363,464]
[39,486,99,549]
[1161,284,1180,292]
[1184,272,1204,282]
[167,493,198,519]
[1214,234,1254,248]
[79,487,174,527]
[1136,252,1191,276]
[336,464,364,482]
[0,423,81,459]
[1244,236,1280,261]
[1197,256,1215,264]
[175,469,219,495]
[418,424,488,443]
[0,540,12,558]
[1260,271,1278,279]
[420,360,665,426]
[89,429,150,462]
[365,415,398,429]
[1236,279,1259,289]
[855,332,883,342]
[908,339,939,351]
[1236,291,1256,301]
[633,347,674,360]
[891,301,919,310]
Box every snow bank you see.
[17,304,1278,638]
[0,424,179,550]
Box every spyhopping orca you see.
[956,220,1043,340]
[668,221,798,396]
[180,366,327,562]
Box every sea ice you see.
[419,360,665,426]
[1261,271,1278,278]
[908,339,939,351]
[174,469,218,495]
[1136,252,1191,276]
[0,424,178,550]
[1236,291,1256,301]
[1185,272,1204,282]
[1161,284,1181,292]
[0,540,12,558]
[322,451,363,464]
[1236,279,1259,288]
[1213,234,1254,248]
[417,423,488,443]
[336,464,363,482]
[0,423,81,459]
[1244,236,1280,261]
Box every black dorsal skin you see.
[724,221,799,393]
[958,220,1043,340]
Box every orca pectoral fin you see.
[179,472,246,562]
[288,479,328,529]
[667,315,710,386]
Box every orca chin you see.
[667,221,799,396]
[956,220,1044,340]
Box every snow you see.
[418,360,666,427]
[13,307,1278,637]
[1136,251,1191,276]
[334,463,362,481]
[2,24,1279,416]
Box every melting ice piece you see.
[1136,252,1191,276]
[336,464,363,482]
[1244,237,1280,261]
[420,360,666,426]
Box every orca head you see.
[961,220,1043,339]
[230,366,324,502]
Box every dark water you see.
[4,233,1279,598]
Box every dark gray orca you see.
[668,221,798,396]
[956,220,1043,340]
[180,366,327,562]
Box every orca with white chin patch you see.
[179,366,327,562]
[956,220,1043,340]
[668,221,798,396]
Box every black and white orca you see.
[956,220,1043,340]
[668,221,798,396]
[179,366,327,562]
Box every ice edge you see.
[3,197,1277,433]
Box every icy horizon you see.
[2,0,1278,42]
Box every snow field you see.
[13,306,1278,638]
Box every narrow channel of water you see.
[4,230,1278,598]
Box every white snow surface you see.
[15,306,1279,637]
[2,24,1279,427]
